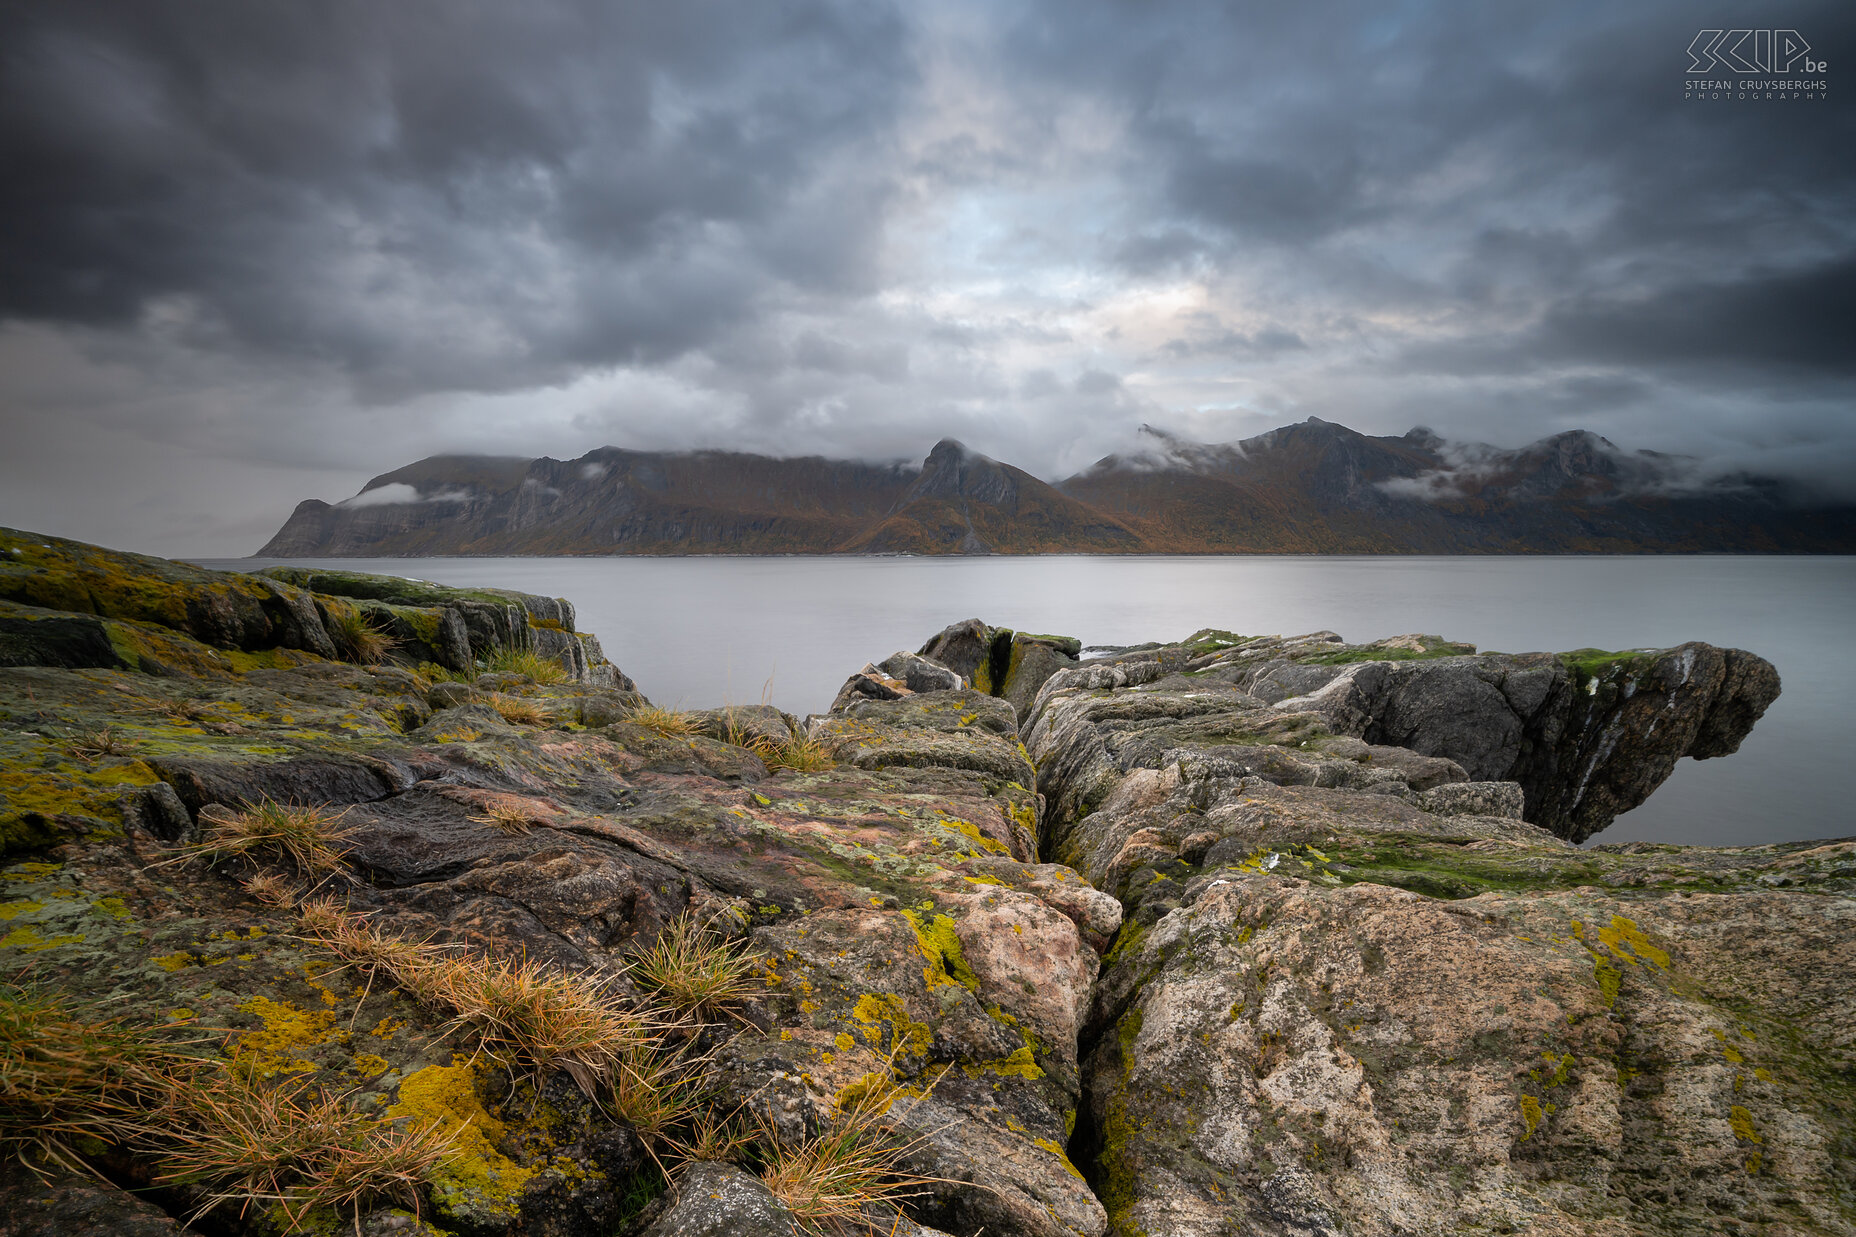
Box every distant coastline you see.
[260,418,1856,558]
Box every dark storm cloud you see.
[0,0,1852,553]
[0,0,909,393]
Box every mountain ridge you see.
[258,419,1856,555]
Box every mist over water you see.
[206,555,1856,850]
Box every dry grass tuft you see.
[488,694,549,727]
[752,732,835,773]
[756,1068,946,1235]
[63,726,136,763]
[156,1072,455,1231]
[327,606,396,665]
[0,982,202,1176]
[298,898,454,1006]
[178,800,359,880]
[667,1104,753,1166]
[161,697,217,725]
[303,901,657,1096]
[435,955,658,1096]
[470,801,538,835]
[629,913,762,1020]
[240,872,299,909]
[482,648,569,684]
[627,704,699,738]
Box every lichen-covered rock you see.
[1029,630,1779,843]
[638,1162,794,1236]
[1010,626,1849,1237]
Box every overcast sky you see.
[1,0,1851,554]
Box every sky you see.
[0,0,1851,555]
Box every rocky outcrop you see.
[1027,630,1779,844]
[1015,627,1855,1236]
[2,538,1844,1237]
[0,530,621,686]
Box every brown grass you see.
[161,697,218,725]
[0,982,202,1176]
[155,1072,455,1232]
[327,606,395,665]
[470,801,538,835]
[627,704,698,738]
[751,731,835,773]
[756,1066,948,1235]
[302,902,658,1096]
[178,800,359,880]
[63,726,136,763]
[488,694,549,727]
[629,913,762,1020]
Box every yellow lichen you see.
[389,1059,534,1213]
[1597,915,1669,968]
[966,1046,1044,1082]
[1728,1105,1762,1145]
[852,992,934,1057]
[1033,1136,1086,1180]
[233,994,345,1077]
[901,909,979,993]
[1519,1094,1544,1141]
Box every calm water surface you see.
[208,555,1856,850]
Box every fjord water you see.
[210,555,1856,849]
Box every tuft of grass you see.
[627,704,698,738]
[482,648,569,684]
[63,726,136,763]
[753,732,834,773]
[600,1040,709,1176]
[629,913,762,1020]
[162,697,217,725]
[434,954,659,1097]
[156,1072,455,1232]
[241,872,299,909]
[0,982,202,1176]
[470,801,538,835]
[667,1104,754,1166]
[178,800,359,880]
[756,1068,947,1236]
[488,694,549,727]
[327,606,396,665]
[297,898,454,1006]
[1,979,453,1234]
[302,900,659,1097]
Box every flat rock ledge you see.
[1,546,1848,1237]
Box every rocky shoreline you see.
[2,526,1851,1237]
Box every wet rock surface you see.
[1,534,1844,1237]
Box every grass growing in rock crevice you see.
[326,606,395,666]
[481,648,568,684]
[176,800,360,881]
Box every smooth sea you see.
[205,555,1856,850]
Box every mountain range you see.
[258,418,1856,556]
